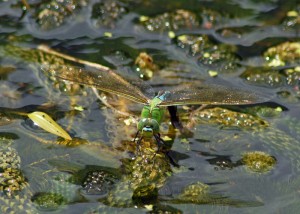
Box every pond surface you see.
[0,0,300,213]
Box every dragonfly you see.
[42,64,266,149]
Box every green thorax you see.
[137,92,169,138]
[140,105,165,124]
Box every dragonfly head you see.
[137,118,159,138]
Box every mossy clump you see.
[134,52,158,80]
[242,151,276,173]
[35,0,88,30]
[175,34,238,72]
[179,182,209,199]
[264,42,300,67]
[240,68,285,88]
[139,9,200,32]
[0,146,21,169]
[245,106,283,118]
[101,141,172,207]
[32,192,66,211]
[282,9,300,31]
[91,0,128,29]
[283,66,300,86]
[128,148,171,191]
[82,170,118,195]
[132,184,158,203]
[0,168,28,198]
[0,139,27,197]
[191,107,268,130]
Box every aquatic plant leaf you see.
[28,111,72,140]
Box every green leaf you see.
[28,111,72,140]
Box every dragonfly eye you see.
[137,118,160,138]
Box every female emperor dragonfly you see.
[42,63,266,149]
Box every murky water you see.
[0,0,300,213]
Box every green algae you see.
[0,138,27,198]
[139,9,200,32]
[190,107,268,130]
[242,151,276,173]
[34,0,89,30]
[264,42,300,67]
[32,192,66,211]
[91,0,128,29]
[175,34,239,73]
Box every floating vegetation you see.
[0,193,37,214]
[0,139,28,198]
[82,170,118,195]
[91,0,128,29]
[31,192,66,211]
[0,44,92,107]
[174,34,239,73]
[178,182,209,199]
[34,0,88,30]
[240,66,300,102]
[0,168,28,198]
[134,52,158,80]
[27,111,72,140]
[139,9,200,32]
[102,144,172,207]
[283,66,300,86]
[240,67,285,88]
[1,44,65,67]
[264,42,300,67]
[171,181,263,207]
[189,107,268,130]
[247,106,283,118]
[241,151,276,173]
[0,147,21,169]
[282,7,300,30]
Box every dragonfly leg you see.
[167,106,193,137]
[133,131,140,142]
[150,134,165,166]
[134,131,142,154]
[154,133,165,153]
[136,136,143,154]
[154,134,179,167]
[167,106,182,129]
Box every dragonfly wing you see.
[41,64,150,104]
[159,83,268,106]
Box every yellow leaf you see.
[28,111,72,140]
[104,32,113,38]
[208,70,218,77]
[168,31,176,39]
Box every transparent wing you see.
[159,83,267,106]
[41,64,151,104]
